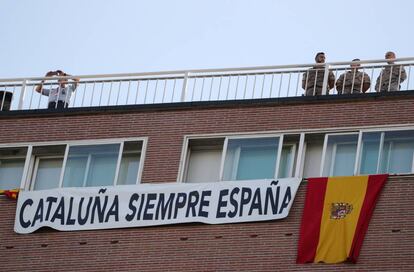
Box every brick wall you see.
[0,94,414,271]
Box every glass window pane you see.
[323,134,358,177]
[63,144,120,188]
[117,141,142,185]
[223,137,279,181]
[0,147,28,190]
[278,145,294,178]
[34,158,63,190]
[118,154,140,185]
[360,132,381,174]
[0,159,25,190]
[380,130,414,174]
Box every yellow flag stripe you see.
[314,176,369,263]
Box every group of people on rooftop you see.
[36,51,407,109]
[302,51,407,96]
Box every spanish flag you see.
[0,189,20,200]
[297,174,388,264]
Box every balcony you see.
[0,58,413,111]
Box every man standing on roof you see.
[336,59,371,94]
[36,70,80,109]
[302,52,335,96]
[375,51,407,92]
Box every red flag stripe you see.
[348,174,388,262]
[296,177,328,263]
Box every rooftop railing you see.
[0,58,413,111]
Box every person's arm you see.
[328,71,335,90]
[362,73,371,93]
[399,66,407,83]
[35,71,56,93]
[335,74,344,94]
[58,70,80,89]
[374,73,381,92]
[302,72,307,90]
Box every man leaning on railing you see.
[375,51,407,92]
[302,52,335,96]
[35,70,80,109]
[336,59,371,94]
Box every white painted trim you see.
[0,137,147,149]
[20,145,32,190]
[136,137,148,184]
[295,133,305,178]
[274,135,284,178]
[113,142,124,185]
[58,145,70,188]
[320,134,329,177]
[376,132,385,174]
[219,138,229,181]
[176,136,190,183]
[354,131,363,175]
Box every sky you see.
[1,0,413,78]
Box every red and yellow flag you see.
[297,174,388,264]
[0,189,20,200]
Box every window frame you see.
[219,134,284,181]
[320,132,360,177]
[0,138,147,191]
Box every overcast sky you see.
[1,0,413,78]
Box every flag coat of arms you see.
[297,174,388,264]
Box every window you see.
[359,130,414,174]
[181,134,300,183]
[0,147,28,190]
[322,134,359,177]
[184,138,224,183]
[222,137,280,181]
[17,140,144,190]
[31,145,65,190]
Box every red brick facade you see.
[0,93,414,271]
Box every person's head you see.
[56,70,68,86]
[350,58,361,70]
[385,51,396,64]
[315,52,326,63]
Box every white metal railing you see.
[0,58,413,111]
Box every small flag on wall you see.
[297,174,388,264]
[0,189,20,200]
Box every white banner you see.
[14,178,301,234]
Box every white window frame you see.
[0,137,147,190]
[358,128,414,175]
[0,151,29,190]
[319,132,359,177]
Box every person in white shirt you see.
[36,70,80,109]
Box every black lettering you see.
[19,198,33,228]
[199,191,211,218]
[248,188,263,216]
[51,197,65,225]
[91,196,108,224]
[78,197,93,225]
[264,186,280,214]
[228,187,240,218]
[239,188,252,216]
[143,193,157,220]
[173,193,187,219]
[155,193,175,220]
[125,193,139,221]
[136,193,146,220]
[216,189,229,218]
[105,195,119,222]
[31,199,44,227]
[186,191,199,218]
[66,197,76,225]
[279,187,292,214]
[45,197,57,221]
